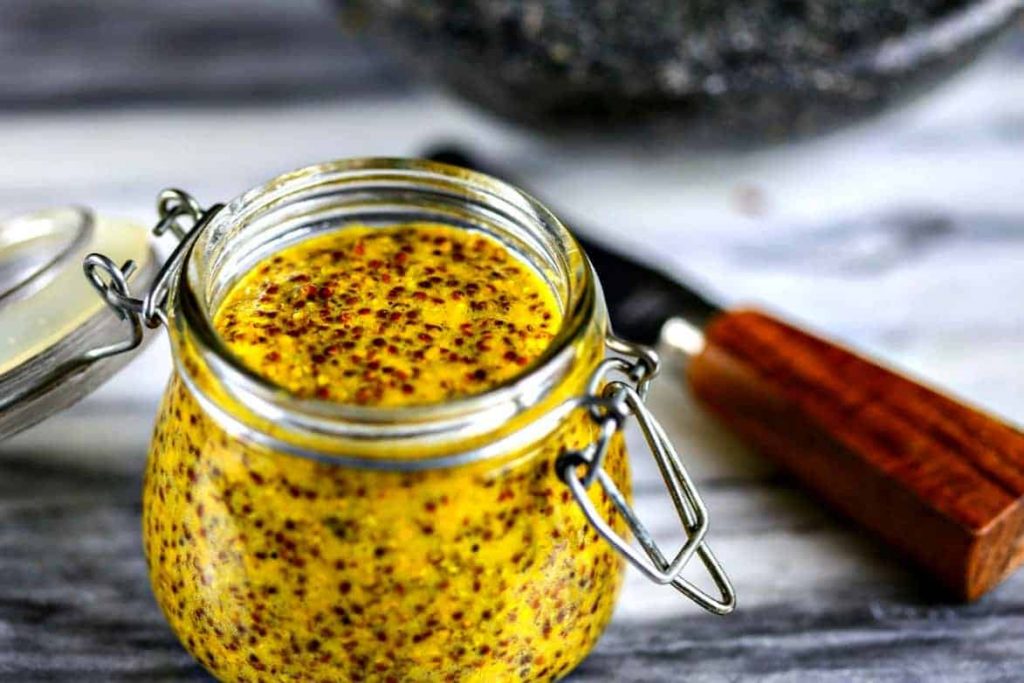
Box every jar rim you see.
[166,157,601,462]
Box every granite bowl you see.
[335,0,1022,145]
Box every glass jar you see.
[82,159,732,682]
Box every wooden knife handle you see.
[686,308,1024,600]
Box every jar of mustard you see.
[1,159,733,682]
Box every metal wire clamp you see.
[82,190,222,355]
[557,335,736,615]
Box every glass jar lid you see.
[0,207,157,440]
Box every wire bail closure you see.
[557,335,736,615]
[82,189,221,359]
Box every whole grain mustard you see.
[143,223,629,682]
[215,224,559,406]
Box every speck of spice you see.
[143,222,630,682]
[213,224,560,407]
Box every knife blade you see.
[424,144,1024,602]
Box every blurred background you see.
[3,0,1022,444]
[1,1,1023,680]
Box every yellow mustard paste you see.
[216,224,559,406]
[143,223,630,682]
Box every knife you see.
[425,145,1024,602]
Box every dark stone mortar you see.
[336,0,1022,145]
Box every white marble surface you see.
[1,7,1023,681]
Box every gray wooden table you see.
[2,3,1024,681]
